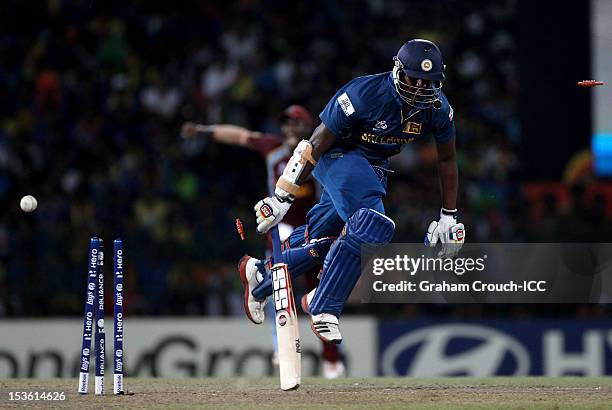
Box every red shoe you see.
[300,288,315,315]
[238,255,267,324]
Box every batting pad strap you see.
[275,140,315,199]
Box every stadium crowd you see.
[1,0,608,317]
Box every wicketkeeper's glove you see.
[424,208,465,258]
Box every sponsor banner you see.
[378,320,612,376]
[358,243,612,303]
[0,317,375,378]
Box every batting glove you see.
[424,209,465,259]
[254,196,292,234]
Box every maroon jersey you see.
[247,133,317,227]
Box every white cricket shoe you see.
[238,255,267,324]
[323,360,346,379]
[311,313,342,344]
[301,290,342,344]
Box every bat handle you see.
[271,226,282,263]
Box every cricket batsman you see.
[181,105,346,377]
[242,39,465,344]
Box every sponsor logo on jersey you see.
[361,132,415,145]
[373,120,388,131]
[337,92,355,116]
[403,122,422,134]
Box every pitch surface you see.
[1,377,611,409]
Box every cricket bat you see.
[270,226,301,391]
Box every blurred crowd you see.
[0,0,609,317]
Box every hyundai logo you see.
[381,324,530,376]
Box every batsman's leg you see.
[305,149,394,343]
[251,236,335,300]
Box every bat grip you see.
[268,181,283,263]
[271,225,282,264]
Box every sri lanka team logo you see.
[421,59,433,72]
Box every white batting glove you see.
[424,209,465,258]
[254,196,292,234]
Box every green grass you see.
[1,377,611,409]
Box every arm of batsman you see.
[424,214,466,258]
[255,125,336,234]
[254,196,292,234]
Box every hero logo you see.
[381,324,530,376]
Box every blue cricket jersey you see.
[319,72,455,163]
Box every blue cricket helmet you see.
[392,39,445,109]
[395,39,445,81]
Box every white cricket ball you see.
[20,195,38,212]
